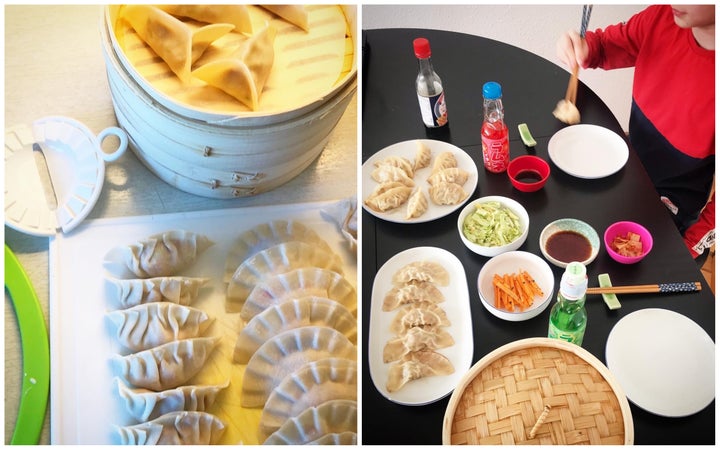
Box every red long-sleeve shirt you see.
[584,5,715,258]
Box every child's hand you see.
[556,30,589,71]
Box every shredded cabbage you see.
[462,201,522,246]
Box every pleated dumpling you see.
[106,303,213,353]
[383,326,455,363]
[386,350,455,393]
[105,230,213,279]
[224,220,332,283]
[233,296,357,364]
[370,165,415,187]
[116,378,229,422]
[120,5,233,84]
[239,268,356,321]
[192,23,277,111]
[427,167,469,187]
[309,432,358,445]
[226,241,343,310]
[258,357,357,441]
[263,399,357,445]
[116,411,225,445]
[414,140,432,171]
[111,337,218,391]
[156,4,253,35]
[241,327,357,407]
[429,181,468,206]
[106,276,209,310]
[363,183,413,213]
[431,151,458,174]
[382,281,445,311]
[392,260,450,286]
[374,156,414,179]
[260,5,310,32]
[390,304,451,335]
[405,188,428,220]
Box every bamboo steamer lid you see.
[442,338,633,445]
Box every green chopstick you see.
[5,244,50,445]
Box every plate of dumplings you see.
[368,246,474,405]
[362,139,478,223]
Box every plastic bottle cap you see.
[413,38,431,59]
[483,81,502,100]
[560,261,588,300]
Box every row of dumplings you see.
[382,261,456,393]
[364,141,470,219]
[104,230,226,445]
[222,220,358,444]
[118,5,309,110]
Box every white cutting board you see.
[48,201,357,444]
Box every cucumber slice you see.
[598,273,622,310]
[518,123,537,147]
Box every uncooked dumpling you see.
[106,276,209,310]
[258,357,357,441]
[261,5,310,32]
[386,350,455,393]
[382,281,445,311]
[116,411,225,445]
[106,303,213,353]
[111,337,218,391]
[263,399,357,445]
[116,378,229,422]
[428,181,468,206]
[233,296,357,364]
[241,327,357,407]
[392,261,450,286]
[120,5,233,84]
[226,241,344,310]
[308,432,357,445]
[156,4,253,35]
[192,23,277,111]
[105,230,213,278]
[224,220,332,283]
[390,305,450,335]
[239,268,356,321]
[383,326,454,363]
[405,188,428,220]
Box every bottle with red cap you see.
[413,37,448,128]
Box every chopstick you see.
[586,281,702,295]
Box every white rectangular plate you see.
[48,201,357,444]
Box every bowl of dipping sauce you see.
[604,221,653,264]
[539,218,600,268]
[507,155,550,192]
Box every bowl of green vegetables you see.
[458,196,529,257]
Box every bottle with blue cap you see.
[548,261,588,345]
[481,81,509,173]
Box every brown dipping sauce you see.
[546,230,592,263]
[514,169,543,183]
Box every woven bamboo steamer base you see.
[442,338,633,445]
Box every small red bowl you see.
[604,221,653,264]
[507,155,550,192]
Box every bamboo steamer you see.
[100,5,357,198]
[443,338,634,445]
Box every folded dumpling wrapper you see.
[116,411,225,445]
[106,276,210,310]
[392,260,450,286]
[382,281,445,312]
[263,399,357,445]
[155,4,253,35]
[121,5,234,84]
[386,350,455,393]
[383,326,455,363]
[260,5,309,32]
[390,304,451,335]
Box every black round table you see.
[361,28,714,445]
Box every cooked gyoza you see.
[226,241,343,310]
[430,151,457,174]
[386,350,455,392]
[414,141,432,171]
[106,230,213,279]
[234,296,357,364]
[405,188,428,220]
[120,5,233,85]
[390,305,451,334]
[383,326,454,362]
[392,260,450,286]
[155,4,253,35]
[363,183,413,213]
[427,167,469,187]
[116,378,229,422]
[106,276,209,310]
[241,327,357,407]
[262,399,357,445]
[382,281,445,311]
[374,156,414,179]
[258,357,357,441]
[370,164,415,187]
[429,181,468,206]
[111,337,218,391]
[116,411,225,445]
[192,23,277,111]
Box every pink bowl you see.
[604,221,653,264]
[507,155,550,192]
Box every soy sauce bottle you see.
[413,38,448,128]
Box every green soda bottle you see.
[548,261,588,345]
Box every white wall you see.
[362,4,648,133]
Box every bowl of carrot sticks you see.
[477,251,555,321]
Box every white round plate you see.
[362,139,478,223]
[548,124,628,179]
[605,308,715,417]
[368,246,473,405]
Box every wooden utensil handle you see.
[586,281,702,295]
